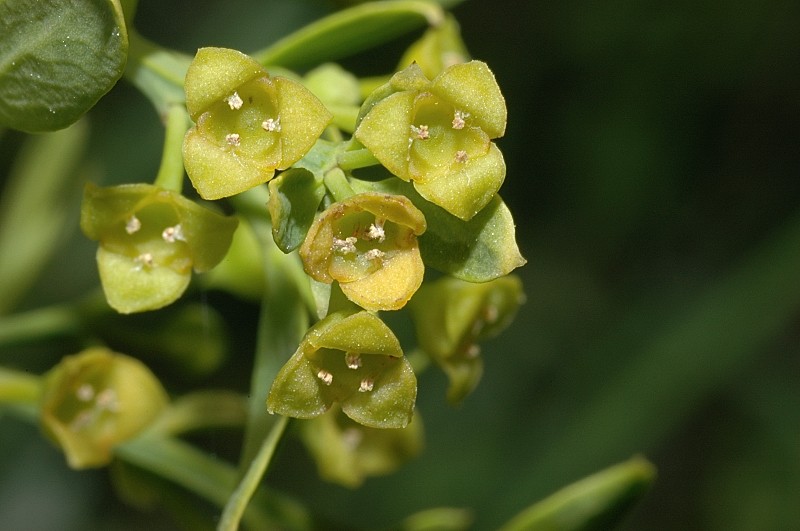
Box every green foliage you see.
[0,0,127,132]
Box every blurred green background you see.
[2,0,800,529]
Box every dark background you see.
[1,0,800,529]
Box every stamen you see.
[317,369,333,385]
[95,388,120,412]
[452,110,469,129]
[365,221,385,243]
[332,236,358,255]
[125,215,141,235]
[364,248,385,261]
[134,253,155,270]
[358,378,374,392]
[466,344,481,358]
[225,133,241,146]
[75,384,95,401]
[162,224,185,243]
[455,150,468,163]
[345,353,362,369]
[410,124,430,140]
[262,117,281,132]
[225,92,244,110]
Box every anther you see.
[225,92,244,110]
[162,224,185,243]
[76,384,95,401]
[452,110,469,130]
[455,150,468,163]
[332,236,358,255]
[317,369,333,385]
[410,124,430,140]
[95,388,120,412]
[134,253,155,270]
[345,353,362,369]
[365,221,386,243]
[125,215,141,235]
[358,378,374,392]
[225,133,241,146]
[262,117,281,132]
[364,249,385,261]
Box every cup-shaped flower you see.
[409,275,524,403]
[299,406,423,488]
[267,310,417,429]
[183,47,333,199]
[39,347,168,469]
[354,61,506,220]
[300,192,426,311]
[81,183,238,313]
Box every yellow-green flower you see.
[268,310,417,429]
[355,61,506,220]
[300,192,426,311]
[183,47,332,199]
[81,183,238,313]
[40,347,168,469]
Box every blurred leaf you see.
[0,121,88,314]
[0,0,128,132]
[252,0,444,69]
[268,168,325,253]
[498,456,656,531]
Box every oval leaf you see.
[0,0,128,132]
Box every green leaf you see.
[268,168,325,253]
[0,121,88,314]
[351,177,526,282]
[252,0,444,69]
[498,456,656,531]
[0,0,128,132]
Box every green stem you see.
[0,367,41,404]
[323,167,356,203]
[337,148,381,172]
[124,31,191,117]
[148,390,248,436]
[0,302,82,347]
[153,103,190,192]
[218,415,289,531]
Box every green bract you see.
[300,192,427,311]
[409,275,524,403]
[182,47,333,199]
[267,310,417,429]
[355,61,507,220]
[300,406,423,488]
[81,183,238,313]
[40,347,168,469]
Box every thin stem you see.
[153,103,190,192]
[0,302,82,347]
[323,167,356,203]
[148,390,249,436]
[0,367,41,405]
[217,415,289,531]
[337,148,381,172]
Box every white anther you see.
[162,224,185,243]
[125,215,141,234]
[69,410,94,431]
[410,124,430,140]
[484,305,499,323]
[226,133,241,146]
[452,110,469,130]
[332,236,358,255]
[225,92,244,110]
[345,353,362,369]
[95,388,120,412]
[358,378,374,392]
[76,384,95,401]
[261,117,281,132]
[134,253,155,270]
[466,344,481,359]
[364,248,385,261]
[317,369,333,385]
[365,222,385,243]
[455,150,468,163]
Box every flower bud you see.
[182,47,332,199]
[299,406,423,488]
[355,61,507,220]
[268,310,417,429]
[39,347,168,469]
[299,192,426,311]
[81,183,238,313]
[409,275,524,403]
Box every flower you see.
[300,192,426,311]
[267,310,417,429]
[40,347,168,469]
[183,47,332,199]
[355,60,507,220]
[81,183,238,313]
